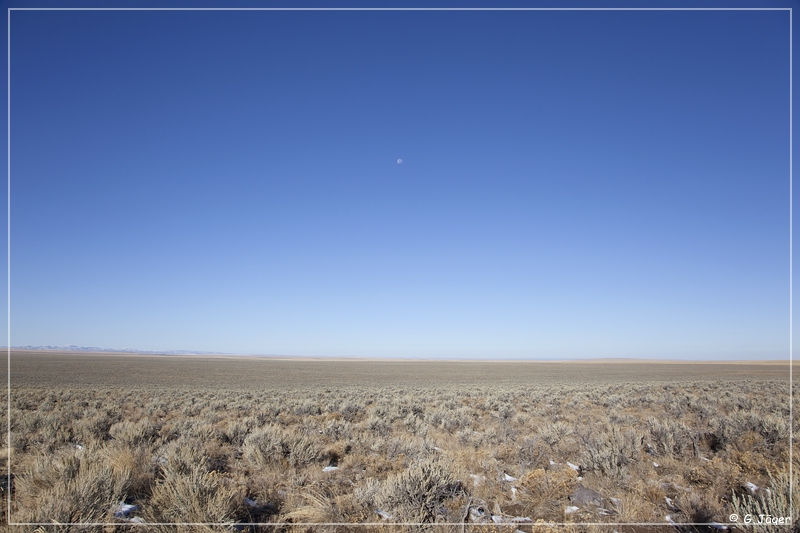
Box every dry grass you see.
[1,352,796,532]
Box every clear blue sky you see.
[6,6,794,359]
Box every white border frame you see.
[5,5,793,529]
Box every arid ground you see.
[2,351,796,532]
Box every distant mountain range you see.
[6,345,227,355]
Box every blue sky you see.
[6,5,794,359]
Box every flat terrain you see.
[2,351,796,530]
[5,350,794,389]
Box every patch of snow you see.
[469,474,485,486]
[491,515,532,524]
[745,482,758,494]
[565,506,579,514]
[709,522,728,529]
[244,497,258,507]
[567,461,580,472]
[112,502,138,518]
[549,459,556,465]
[376,509,393,521]
[652,461,659,468]
[666,515,677,525]
[665,497,676,509]
[503,473,517,482]
[322,466,338,472]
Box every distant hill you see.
[5,345,226,355]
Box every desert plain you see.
[1,351,797,532]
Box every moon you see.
[397,159,403,164]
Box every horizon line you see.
[5,347,792,364]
